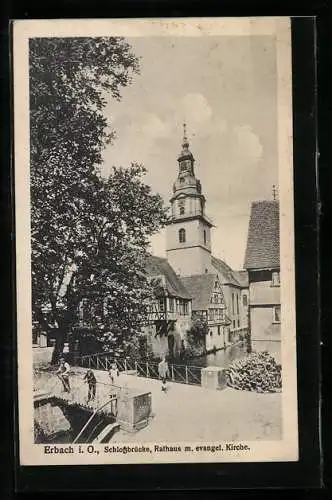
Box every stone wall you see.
[34,398,71,442]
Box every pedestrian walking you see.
[158,356,169,392]
[56,357,71,393]
[83,369,97,403]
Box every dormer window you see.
[179,228,186,243]
[203,230,207,245]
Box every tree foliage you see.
[185,317,208,358]
[30,37,169,362]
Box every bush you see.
[225,351,282,393]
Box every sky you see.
[101,35,278,270]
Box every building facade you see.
[244,200,281,362]
[182,273,231,352]
[143,255,192,359]
[165,127,249,350]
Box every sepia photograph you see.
[14,17,298,465]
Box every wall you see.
[250,306,281,341]
[220,283,242,332]
[250,306,281,363]
[206,325,226,352]
[167,245,212,277]
[250,280,280,306]
[166,218,212,276]
[240,289,249,328]
[144,315,192,359]
[33,346,53,366]
[34,399,71,441]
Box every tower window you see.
[179,228,186,243]
[203,230,207,245]
[178,200,185,215]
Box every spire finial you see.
[182,122,189,148]
[272,184,277,201]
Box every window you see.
[214,281,219,289]
[209,330,213,337]
[237,319,240,328]
[179,228,186,243]
[203,230,207,245]
[218,326,221,336]
[232,293,235,315]
[271,271,280,287]
[210,293,218,304]
[243,294,248,307]
[169,298,175,312]
[178,299,188,315]
[233,320,235,329]
[273,306,281,323]
[158,298,165,312]
[179,200,185,215]
[236,294,239,315]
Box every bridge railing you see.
[76,353,202,386]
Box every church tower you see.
[166,125,213,277]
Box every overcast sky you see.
[101,35,278,270]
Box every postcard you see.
[13,17,298,465]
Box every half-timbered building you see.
[181,273,231,352]
[143,255,192,359]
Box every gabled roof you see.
[145,255,191,300]
[211,256,242,287]
[244,200,280,270]
[181,274,222,311]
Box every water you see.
[192,342,248,369]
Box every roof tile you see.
[244,201,280,270]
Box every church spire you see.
[182,122,189,148]
[178,123,194,172]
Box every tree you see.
[30,38,169,363]
[185,317,208,358]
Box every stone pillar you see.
[117,388,152,432]
[201,366,227,390]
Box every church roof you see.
[244,200,280,270]
[181,274,218,311]
[145,255,191,300]
[211,256,242,287]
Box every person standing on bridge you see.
[56,357,71,393]
[158,356,169,392]
[83,369,97,403]
[109,363,119,386]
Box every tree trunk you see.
[51,326,66,365]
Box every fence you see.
[76,353,202,386]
